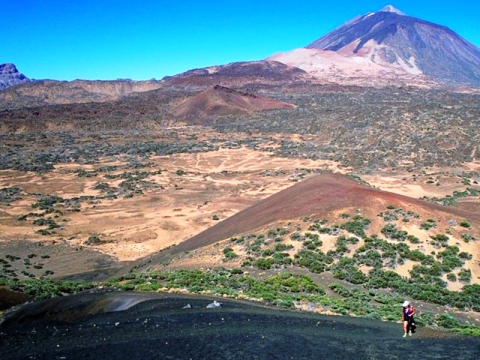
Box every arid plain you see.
[1,127,479,283]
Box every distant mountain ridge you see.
[0,63,30,90]
[2,4,480,104]
[0,60,308,109]
[163,60,309,88]
[0,78,163,109]
[271,5,480,87]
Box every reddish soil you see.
[171,85,295,122]
[164,173,479,255]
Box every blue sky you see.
[2,0,479,80]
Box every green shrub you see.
[407,235,420,244]
[223,247,237,261]
[447,273,457,282]
[331,257,367,284]
[294,249,333,273]
[417,313,434,326]
[241,260,252,267]
[135,282,161,291]
[378,211,398,222]
[430,234,449,245]
[290,232,302,240]
[328,282,351,297]
[436,314,461,329]
[272,252,292,266]
[459,221,471,228]
[381,224,407,241]
[253,258,274,270]
[3,278,94,300]
[459,252,472,260]
[461,233,476,243]
[230,237,245,244]
[420,219,437,230]
[354,249,382,267]
[265,272,325,295]
[275,243,292,252]
[340,216,371,238]
[266,229,278,237]
[262,249,275,257]
[6,255,21,261]
[458,269,472,283]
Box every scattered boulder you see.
[448,220,458,227]
[206,300,222,309]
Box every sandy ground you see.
[0,147,343,264]
[362,168,480,199]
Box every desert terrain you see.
[1,127,478,270]
[0,133,344,264]
[2,4,480,359]
[0,125,478,327]
[1,89,479,340]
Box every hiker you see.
[402,300,416,337]
[407,302,416,335]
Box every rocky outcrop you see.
[0,63,30,90]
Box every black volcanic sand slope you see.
[1,292,480,360]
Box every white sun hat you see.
[402,300,410,307]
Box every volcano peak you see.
[379,5,405,15]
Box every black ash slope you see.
[1,292,480,360]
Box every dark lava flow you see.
[1,292,479,359]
